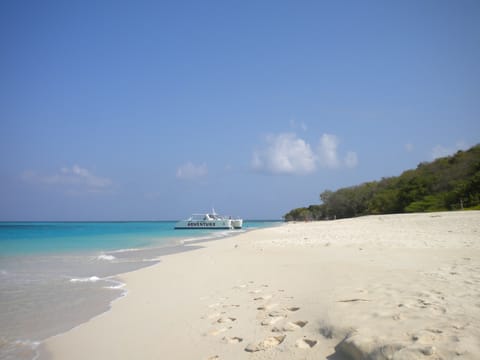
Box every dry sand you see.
[42,211,480,360]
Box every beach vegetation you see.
[284,144,480,220]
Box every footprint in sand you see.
[222,304,240,309]
[244,335,286,352]
[286,306,300,312]
[272,320,308,332]
[295,338,317,349]
[254,295,273,301]
[216,316,236,324]
[223,336,243,344]
[414,299,447,314]
[257,303,279,311]
[291,320,308,327]
[268,310,287,318]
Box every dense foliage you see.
[284,144,480,221]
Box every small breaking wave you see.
[96,254,116,261]
[68,275,126,291]
[110,247,141,254]
[69,276,101,283]
[103,278,126,290]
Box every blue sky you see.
[1,0,479,220]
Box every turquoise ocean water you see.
[0,220,280,360]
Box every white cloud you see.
[405,143,414,152]
[21,165,112,192]
[176,162,208,180]
[318,134,340,168]
[252,133,316,175]
[318,134,359,169]
[252,132,358,175]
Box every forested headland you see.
[284,144,480,221]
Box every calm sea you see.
[0,220,280,360]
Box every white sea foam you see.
[103,278,126,290]
[97,254,116,261]
[15,339,40,348]
[104,284,125,290]
[70,276,101,283]
[110,247,142,253]
[0,339,42,360]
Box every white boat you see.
[174,210,243,230]
[231,218,243,229]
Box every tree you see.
[285,144,480,220]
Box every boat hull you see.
[174,220,233,229]
[231,219,243,229]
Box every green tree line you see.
[284,144,480,221]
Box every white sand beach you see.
[42,211,480,360]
